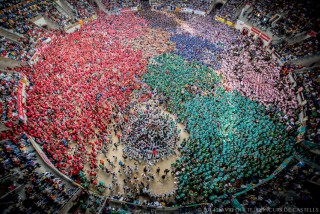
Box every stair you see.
[55,0,77,19]
[41,15,61,30]
[289,54,320,67]
[0,26,25,42]
[94,0,110,14]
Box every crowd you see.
[11,12,181,188]
[0,71,23,123]
[294,67,320,144]
[122,26,175,60]
[121,108,179,161]
[171,91,295,204]
[170,33,222,69]
[0,0,98,62]
[140,12,299,204]
[0,0,25,10]
[0,0,319,211]
[236,160,320,212]
[0,134,37,178]
[216,0,247,22]
[101,0,140,10]
[150,0,213,12]
[0,1,71,30]
[43,1,73,28]
[244,0,319,36]
[220,34,298,118]
[80,192,106,214]
[143,53,221,123]
[65,0,95,19]
[136,9,179,31]
[165,15,298,119]
[0,134,80,214]
[0,36,33,61]
[271,36,320,61]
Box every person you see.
[164,169,170,175]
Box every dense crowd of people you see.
[122,108,179,161]
[145,51,296,202]
[0,134,37,178]
[43,1,73,28]
[295,67,320,144]
[174,92,295,204]
[0,0,69,31]
[65,0,95,19]
[216,0,247,22]
[0,36,32,61]
[0,0,25,10]
[0,134,80,214]
[144,53,221,123]
[151,0,213,11]
[244,0,320,36]
[236,160,320,212]
[0,71,22,123]
[17,12,152,180]
[0,0,96,62]
[0,0,319,212]
[271,35,320,61]
[101,0,140,10]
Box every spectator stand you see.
[0,133,81,214]
[232,158,320,213]
[271,33,320,64]
[28,13,98,64]
[150,0,211,16]
[100,0,141,14]
[67,191,107,214]
[234,18,273,47]
[26,134,83,189]
[25,136,213,213]
[0,71,28,132]
[292,67,320,145]
[0,36,29,61]
[215,0,247,23]
[64,0,96,19]
[0,25,25,43]
[54,0,78,20]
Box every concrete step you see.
[0,27,25,42]
[94,0,110,14]
[56,0,77,19]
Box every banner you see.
[308,30,317,37]
[215,16,225,23]
[181,8,193,13]
[251,27,260,34]
[186,8,194,13]
[194,10,206,16]
[17,79,25,121]
[260,33,270,42]
[121,8,131,12]
[226,21,235,27]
